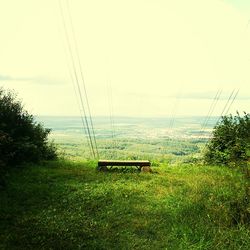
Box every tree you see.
[0,87,57,170]
[204,112,250,165]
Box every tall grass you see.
[0,160,249,249]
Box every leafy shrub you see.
[204,112,250,165]
[0,88,57,170]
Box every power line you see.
[63,44,92,156]
[214,89,236,127]
[205,88,238,140]
[168,91,181,131]
[220,89,235,117]
[56,0,92,156]
[201,89,222,131]
[59,0,96,158]
[224,89,239,116]
[65,0,99,158]
[201,89,219,129]
[106,80,116,157]
[204,89,239,141]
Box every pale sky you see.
[0,0,249,117]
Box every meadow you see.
[1,116,249,249]
[1,160,249,249]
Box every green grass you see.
[0,161,249,249]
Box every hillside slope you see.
[0,161,249,249]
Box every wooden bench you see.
[97,160,151,171]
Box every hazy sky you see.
[0,0,249,117]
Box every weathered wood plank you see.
[98,160,151,167]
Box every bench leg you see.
[136,166,142,171]
[97,165,108,171]
[141,166,152,173]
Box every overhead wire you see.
[219,89,235,118]
[224,89,239,116]
[56,0,92,156]
[214,89,237,127]
[166,90,182,158]
[197,88,240,145]
[65,0,99,158]
[168,91,181,131]
[64,44,92,156]
[200,89,222,131]
[208,88,239,140]
[106,80,116,157]
[59,0,96,158]
[59,1,242,160]
[196,89,223,143]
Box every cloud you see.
[127,90,250,101]
[0,75,14,81]
[0,74,67,85]
[168,90,249,101]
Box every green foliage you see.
[204,112,250,165]
[0,88,57,171]
[0,161,249,249]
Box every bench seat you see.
[97,160,151,171]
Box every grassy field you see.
[1,160,249,249]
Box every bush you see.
[0,88,57,170]
[204,112,250,165]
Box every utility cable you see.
[65,0,99,158]
[224,89,239,116]
[59,0,96,158]
[215,89,236,126]
[64,45,92,155]
[201,89,222,131]
[106,81,116,157]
